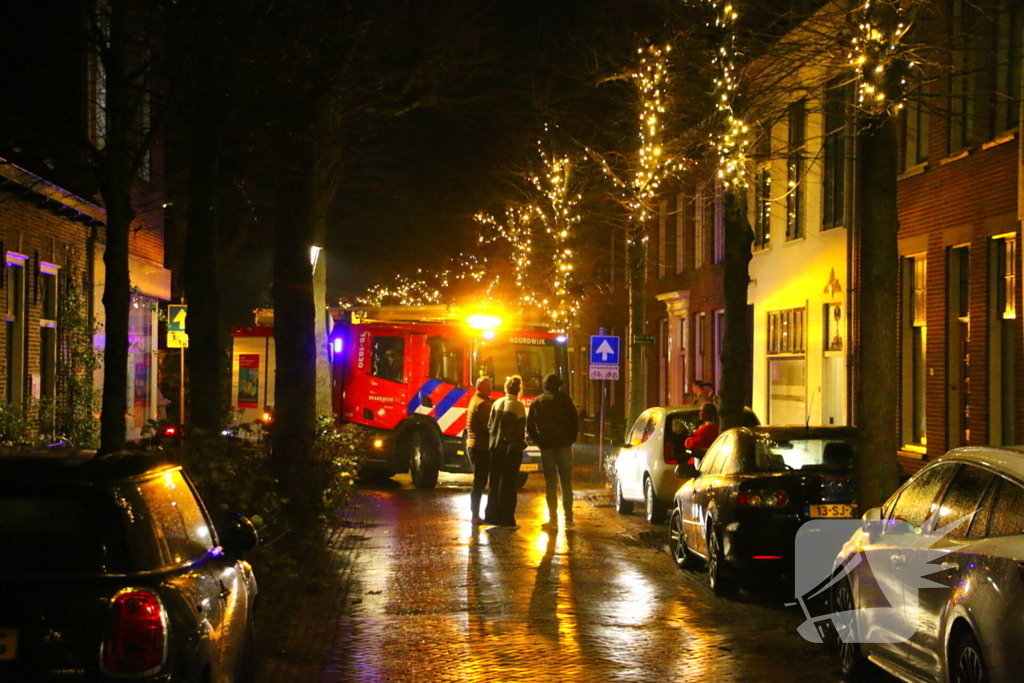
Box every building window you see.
[695,312,706,380]
[903,98,929,170]
[947,246,970,448]
[767,306,807,425]
[822,80,850,230]
[948,0,976,153]
[786,99,806,241]
[713,310,724,393]
[658,199,668,279]
[713,179,724,264]
[695,183,709,269]
[675,193,685,274]
[753,167,771,251]
[904,256,927,446]
[990,1,1023,136]
[4,254,28,408]
[39,265,59,401]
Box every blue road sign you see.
[167,305,188,332]
[590,335,620,365]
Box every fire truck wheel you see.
[407,427,440,489]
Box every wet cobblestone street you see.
[256,465,878,682]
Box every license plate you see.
[0,629,17,660]
[808,504,853,518]
[520,463,539,472]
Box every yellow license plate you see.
[809,504,853,518]
[0,629,17,660]
[520,464,539,472]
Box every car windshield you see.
[0,486,128,575]
[475,338,559,398]
[758,438,855,470]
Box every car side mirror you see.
[674,462,699,479]
[219,513,259,558]
[861,507,882,543]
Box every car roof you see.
[753,425,858,441]
[937,446,1024,482]
[0,448,177,484]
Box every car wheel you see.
[832,578,868,677]
[950,631,987,683]
[644,476,667,524]
[408,428,439,489]
[707,526,737,597]
[668,508,700,569]
[615,477,634,514]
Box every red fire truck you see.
[329,305,569,488]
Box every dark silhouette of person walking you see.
[465,375,494,525]
[526,373,579,530]
[484,375,527,529]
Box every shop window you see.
[767,306,807,424]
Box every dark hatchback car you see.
[0,450,259,682]
[669,426,856,596]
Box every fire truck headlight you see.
[373,439,384,449]
[556,335,567,343]
[482,329,496,340]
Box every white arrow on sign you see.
[595,339,616,361]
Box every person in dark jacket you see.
[484,375,527,529]
[465,376,493,525]
[526,373,579,530]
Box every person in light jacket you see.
[483,375,527,529]
[465,376,494,525]
[526,373,579,530]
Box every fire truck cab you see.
[330,306,568,488]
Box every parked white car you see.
[613,406,703,523]
[829,446,1024,683]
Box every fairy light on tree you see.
[706,1,751,189]
[847,0,914,116]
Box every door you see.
[863,463,958,660]
[619,412,650,499]
[685,433,731,556]
[902,464,994,677]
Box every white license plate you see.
[809,504,853,518]
[0,629,17,660]
[520,464,539,472]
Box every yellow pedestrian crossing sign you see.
[167,304,188,348]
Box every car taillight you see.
[737,490,790,508]
[163,426,177,436]
[102,590,165,675]
[663,439,678,465]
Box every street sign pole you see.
[599,379,606,475]
[180,299,186,427]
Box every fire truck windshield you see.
[475,339,560,398]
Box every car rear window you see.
[761,438,855,470]
[0,487,128,575]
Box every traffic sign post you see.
[167,304,187,426]
[590,333,620,474]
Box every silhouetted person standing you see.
[465,376,494,525]
[527,373,579,530]
[484,375,526,529]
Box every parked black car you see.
[0,449,259,682]
[668,426,857,596]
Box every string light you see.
[705,0,751,189]
[847,0,913,116]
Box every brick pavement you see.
[254,465,890,683]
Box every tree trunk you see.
[311,164,335,417]
[98,192,134,454]
[271,138,319,518]
[855,115,902,509]
[184,81,223,433]
[627,227,647,425]
[721,188,753,430]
